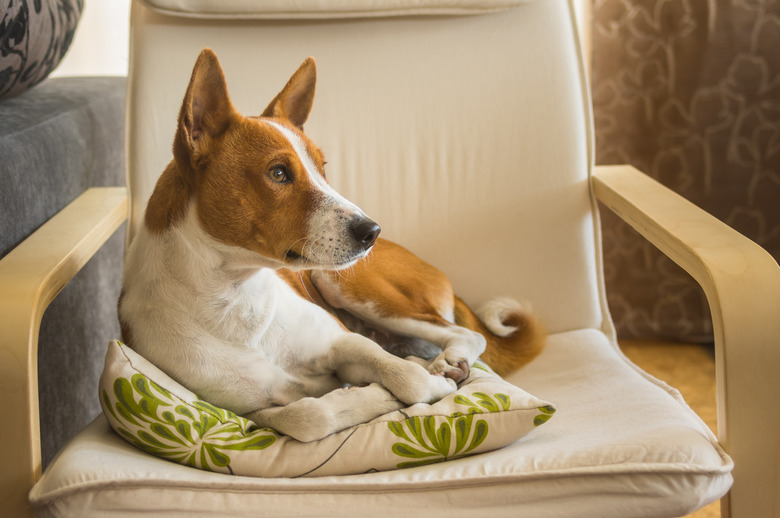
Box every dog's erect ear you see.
[178,49,235,154]
[262,57,316,129]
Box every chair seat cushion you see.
[98,340,555,477]
[29,329,733,518]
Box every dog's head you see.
[147,49,379,271]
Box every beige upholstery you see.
[124,0,601,337]
[2,0,778,516]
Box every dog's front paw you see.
[348,383,406,415]
[424,372,459,403]
[389,363,457,405]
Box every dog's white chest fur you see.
[120,206,346,412]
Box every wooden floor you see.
[619,340,720,518]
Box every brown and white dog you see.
[119,49,545,442]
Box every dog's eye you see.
[268,166,291,184]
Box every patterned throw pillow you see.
[100,340,555,477]
[0,0,83,101]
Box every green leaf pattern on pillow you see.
[534,405,557,427]
[102,374,278,474]
[389,392,526,469]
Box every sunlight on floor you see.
[619,340,720,518]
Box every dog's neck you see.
[131,201,279,297]
[125,202,286,348]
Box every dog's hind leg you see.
[244,383,403,442]
[310,239,486,382]
[312,238,546,379]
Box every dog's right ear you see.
[262,57,316,130]
[176,49,235,162]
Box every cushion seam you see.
[30,460,734,506]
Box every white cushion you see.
[137,0,537,19]
[30,329,732,518]
[98,340,554,477]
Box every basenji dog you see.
[119,49,545,443]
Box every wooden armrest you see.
[593,165,780,518]
[0,187,128,517]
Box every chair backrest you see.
[125,0,606,336]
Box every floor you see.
[619,340,720,518]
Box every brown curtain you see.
[591,0,780,342]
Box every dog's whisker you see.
[297,270,316,303]
[285,236,314,265]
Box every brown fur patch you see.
[193,117,325,262]
[144,162,193,234]
[329,238,455,325]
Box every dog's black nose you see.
[351,218,381,251]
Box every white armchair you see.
[2,0,778,516]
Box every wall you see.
[52,0,131,77]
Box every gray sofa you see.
[0,76,126,467]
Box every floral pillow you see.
[0,0,82,101]
[99,340,555,477]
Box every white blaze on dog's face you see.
[259,119,380,270]
[158,49,380,270]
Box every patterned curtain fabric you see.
[591,0,780,342]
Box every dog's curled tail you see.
[454,296,546,377]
